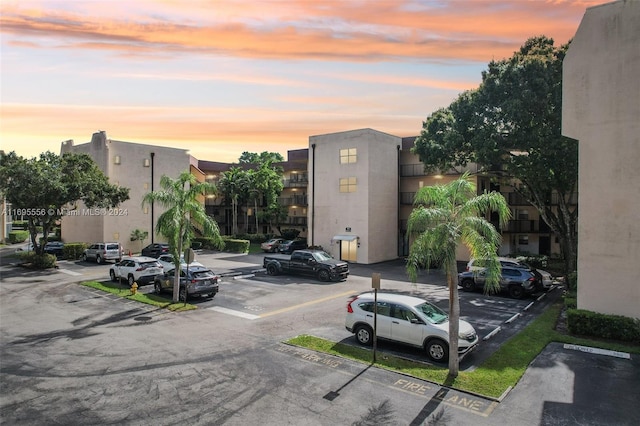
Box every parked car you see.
[466,257,554,289]
[458,266,543,298]
[345,292,478,362]
[15,242,34,252]
[260,238,285,253]
[278,239,307,254]
[141,243,170,258]
[109,256,163,286]
[83,242,123,264]
[44,241,65,257]
[263,249,349,281]
[157,254,203,270]
[154,265,219,301]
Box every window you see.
[339,177,357,193]
[518,235,529,245]
[340,148,357,164]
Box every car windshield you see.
[414,302,448,324]
[312,251,333,261]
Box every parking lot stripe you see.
[208,306,261,320]
[259,290,356,318]
[58,269,82,276]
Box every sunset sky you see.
[0,0,604,163]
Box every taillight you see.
[528,277,535,281]
[347,296,357,313]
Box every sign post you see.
[183,248,196,305]
[371,273,381,363]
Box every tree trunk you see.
[447,259,460,377]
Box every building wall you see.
[309,129,400,264]
[60,131,190,254]
[563,0,640,319]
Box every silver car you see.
[83,242,123,264]
[345,292,478,362]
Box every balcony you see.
[400,192,416,205]
[278,195,308,206]
[283,175,308,188]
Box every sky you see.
[0,0,605,163]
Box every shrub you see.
[222,238,249,253]
[63,243,87,260]
[11,220,27,230]
[566,271,578,291]
[8,230,29,244]
[16,252,57,269]
[567,308,640,343]
[280,228,301,240]
[563,296,577,309]
[193,237,225,251]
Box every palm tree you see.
[218,167,248,236]
[142,171,224,302]
[406,172,510,377]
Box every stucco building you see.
[563,0,639,319]
[60,131,191,254]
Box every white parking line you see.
[207,306,260,320]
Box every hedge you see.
[567,308,640,343]
[8,230,29,244]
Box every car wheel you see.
[354,324,373,346]
[317,269,330,282]
[208,292,216,299]
[154,282,162,294]
[82,254,88,262]
[508,285,525,299]
[127,275,135,286]
[425,339,449,362]
[179,288,187,302]
[461,279,475,292]
[96,255,102,264]
[109,270,117,282]
[267,264,278,276]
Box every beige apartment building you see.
[563,0,639,319]
[60,131,191,254]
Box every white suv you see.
[109,256,163,286]
[467,257,554,289]
[345,292,478,362]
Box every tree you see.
[412,36,578,276]
[142,171,223,302]
[405,173,510,377]
[238,151,284,164]
[130,229,148,253]
[217,167,249,236]
[0,151,129,257]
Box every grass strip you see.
[81,280,197,312]
[286,300,640,399]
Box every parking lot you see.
[26,249,561,370]
[2,248,638,425]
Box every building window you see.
[143,158,150,167]
[339,177,357,193]
[517,209,529,220]
[518,235,529,245]
[114,155,121,165]
[340,148,357,164]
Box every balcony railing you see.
[400,192,416,205]
[278,195,308,206]
[283,176,308,188]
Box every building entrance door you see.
[340,239,357,262]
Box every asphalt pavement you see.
[1,248,638,425]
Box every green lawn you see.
[286,300,640,399]
[81,280,197,311]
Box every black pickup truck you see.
[263,250,349,282]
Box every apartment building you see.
[563,0,639,319]
[60,131,191,254]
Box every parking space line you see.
[208,306,261,320]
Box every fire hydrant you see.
[130,282,138,295]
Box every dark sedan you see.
[44,241,65,257]
[277,239,307,254]
[141,243,170,258]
